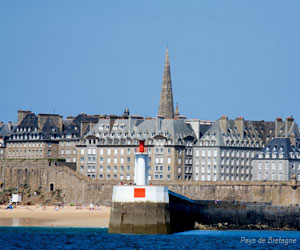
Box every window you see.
[100,149,103,155]
[114,174,117,180]
[99,175,103,180]
[168,166,171,171]
[100,166,103,172]
[114,157,117,164]
[167,157,171,164]
[120,148,124,155]
[114,166,117,172]
[127,166,130,172]
[127,148,131,154]
[202,150,205,157]
[272,172,276,180]
[265,162,269,170]
[107,166,111,171]
[107,174,110,180]
[258,162,262,170]
[107,149,111,155]
[80,157,84,163]
[107,158,111,164]
[213,149,217,157]
[258,172,262,180]
[80,166,84,173]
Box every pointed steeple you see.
[158,47,174,119]
[174,102,180,118]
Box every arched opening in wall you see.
[50,183,55,192]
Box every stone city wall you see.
[0,160,299,206]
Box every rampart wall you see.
[0,160,299,206]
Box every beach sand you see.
[0,205,111,228]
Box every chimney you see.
[156,115,164,135]
[7,121,12,131]
[275,117,283,137]
[235,116,244,139]
[285,117,294,137]
[219,115,228,135]
[17,110,31,124]
[109,115,118,133]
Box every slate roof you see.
[196,119,272,147]
[62,114,99,138]
[255,137,300,160]
[8,113,61,141]
[85,117,196,145]
[0,123,16,137]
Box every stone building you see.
[5,111,62,159]
[0,121,16,159]
[193,116,300,181]
[59,114,99,162]
[252,137,300,181]
[76,47,197,182]
[76,115,196,181]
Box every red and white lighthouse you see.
[134,140,148,186]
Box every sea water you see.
[0,227,299,250]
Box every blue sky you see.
[1,1,300,123]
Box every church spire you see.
[174,102,180,118]
[158,47,174,119]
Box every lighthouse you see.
[134,140,148,186]
[108,140,171,234]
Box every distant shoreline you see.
[0,205,110,228]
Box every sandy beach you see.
[0,205,111,228]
